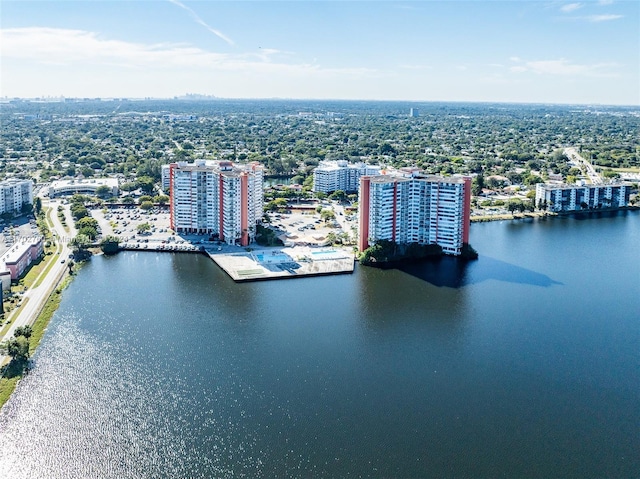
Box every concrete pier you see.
[208,246,355,282]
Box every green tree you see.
[100,236,120,255]
[70,233,91,258]
[80,166,94,177]
[70,194,91,205]
[320,209,336,222]
[95,185,112,199]
[265,198,288,212]
[524,174,543,186]
[71,204,89,220]
[329,190,347,202]
[155,195,169,205]
[5,336,30,361]
[76,216,98,230]
[326,232,338,244]
[136,176,156,195]
[33,196,42,214]
[552,149,568,163]
[472,174,485,196]
[507,199,525,214]
[140,201,154,211]
[14,325,32,338]
[77,226,98,240]
[137,222,152,234]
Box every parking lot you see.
[86,200,358,252]
[268,201,358,246]
[0,216,42,258]
[92,206,172,242]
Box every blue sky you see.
[1,1,638,104]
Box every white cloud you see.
[509,56,522,63]
[584,14,623,22]
[0,27,226,68]
[561,3,583,13]
[0,27,377,77]
[168,0,234,46]
[399,64,432,71]
[509,58,618,77]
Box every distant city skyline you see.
[1,0,638,105]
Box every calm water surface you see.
[1,212,638,478]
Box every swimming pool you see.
[254,252,293,263]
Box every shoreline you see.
[0,206,73,409]
[470,205,639,223]
[0,267,72,409]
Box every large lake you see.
[1,212,638,478]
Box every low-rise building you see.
[0,179,33,215]
[359,169,471,256]
[535,183,631,212]
[0,237,44,289]
[313,160,381,194]
[49,178,119,198]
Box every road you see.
[0,199,71,362]
[564,147,603,185]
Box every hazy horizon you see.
[1,1,638,105]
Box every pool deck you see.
[208,246,355,282]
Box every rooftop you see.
[1,237,42,265]
[537,182,632,190]
[50,177,119,188]
[173,160,263,176]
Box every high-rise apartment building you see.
[359,169,471,256]
[535,183,631,212]
[169,160,264,246]
[161,164,171,191]
[313,160,381,194]
[0,179,33,215]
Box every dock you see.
[208,247,355,282]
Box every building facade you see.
[169,160,264,246]
[359,170,471,256]
[0,237,44,288]
[313,160,381,194]
[535,183,631,212]
[0,179,33,215]
[161,164,171,191]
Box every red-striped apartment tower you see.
[169,160,264,246]
[358,169,471,256]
